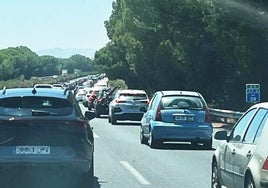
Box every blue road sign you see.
[246,84,260,103]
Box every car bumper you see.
[150,123,212,142]
[0,157,93,173]
[114,113,144,121]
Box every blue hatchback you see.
[140,90,213,149]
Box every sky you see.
[0,0,114,53]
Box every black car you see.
[94,86,119,118]
[0,87,95,187]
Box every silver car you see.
[108,89,149,125]
[212,102,268,188]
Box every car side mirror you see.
[85,111,95,121]
[214,130,228,140]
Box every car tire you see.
[111,113,117,125]
[95,107,101,118]
[148,129,160,148]
[140,129,148,145]
[81,156,94,188]
[245,173,256,188]
[211,160,221,188]
[203,139,212,150]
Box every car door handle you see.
[232,149,236,155]
[247,151,252,158]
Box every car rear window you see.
[162,96,204,109]
[0,96,73,116]
[119,93,148,100]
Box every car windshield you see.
[0,96,73,116]
[162,96,204,109]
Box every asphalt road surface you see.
[85,105,228,188]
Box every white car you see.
[108,89,149,125]
[212,102,268,188]
[75,88,87,102]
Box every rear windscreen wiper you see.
[31,110,58,116]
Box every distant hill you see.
[36,48,95,59]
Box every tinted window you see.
[243,108,268,144]
[161,96,203,109]
[230,108,257,142]
[0,96,73,116]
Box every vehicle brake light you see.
[66,121,87,128]
[262,157,268,170]
[155,104,162,121]
[115,99,126,103]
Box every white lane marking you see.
[120,161,151,185]
[93,132,99,138]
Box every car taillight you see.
[262,157,268,170]
[205,107,211,122]
[115,99,126,103]
[67,121,87,128]
[155,105,162,121]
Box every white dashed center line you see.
[120,161,151,185]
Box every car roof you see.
[250,102,268,109]
[117,89,147,94]
[159,90,202,97]
[0,88,71,99]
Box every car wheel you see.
[111,113,117,125]
[203,139,212,150]
[95,108,100,118]
[211,160,221,188]
[245,173,256,188]
[140,129,148,145]
[81,156,94,188]
[148,129,160,148]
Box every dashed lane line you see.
[120,161,151,186]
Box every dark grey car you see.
[0,87,95,187]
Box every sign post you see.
[246,84,260,103]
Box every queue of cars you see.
[6,75,267,188]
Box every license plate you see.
[175,116,194,121]
[14,146,50,154]
[175,116,187,121]
[126,106,138,109]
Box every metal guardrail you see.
[209,108,244,123]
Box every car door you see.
[220,108,257,187]
[141,93,159,135]
[233,108,268,187]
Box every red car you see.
[87,87,102,110]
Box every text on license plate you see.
[126,106,138,109]
[14,146,50,154]
[175,116,194,121]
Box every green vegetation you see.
[0,46,94,88]
[94,0,268,111]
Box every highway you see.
[84,103,227,188]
